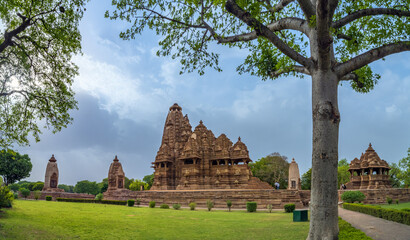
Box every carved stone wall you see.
[151,103,272,190]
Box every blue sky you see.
[19,1,410,185]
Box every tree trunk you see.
[308,70,340,240]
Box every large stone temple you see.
[346,143,391,189]
[42,155,64,192]
[151,103,272,190]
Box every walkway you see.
[338,207,410,240]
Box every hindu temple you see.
[42,154,64,192]
[107,155,126,191]
[346,143,391,189]
[288,158,301,190]
[150,103,272,190]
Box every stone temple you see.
[107,156,125,191]
[151,103,272,190]
[346,143,391,189]
[42,155,64,192]
[288,158,301,190]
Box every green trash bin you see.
[293,210,308,222]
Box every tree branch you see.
[335,41,410,77]
[296,0,315,19]
[267,0,295,14]
[333,8,410,29]
[225,0,312,68]
[218,17,308,43]
[271,65,310,78]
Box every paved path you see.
[338,207,410,240]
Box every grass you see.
[376,201,410,210]
[0,200,369,240]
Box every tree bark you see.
[308,70,340,240]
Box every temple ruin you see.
[151,103,272,190]
[107,156,125,191]
[42,155,64,192]
[346,143,391,189]
[288,158,301,190]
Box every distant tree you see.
[74,180,100,195]
[0,0,88,147]
[20,188,30,199]
[0,149,32,185]
[143,174,154,190]
[398,148,410,187]
[8,183,19,192]
[337,159,350,188]
[32,182,44,191]
[58,184,74,193]
[98,178,108,193]
[129,179,148,191]
[389,162,403,188]
[249,153,289,188]
[301,168,312,190]
[124,177,133,189]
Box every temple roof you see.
[49,154,57,162]
[169,103,182,111]
[349,143,390,171]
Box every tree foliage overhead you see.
[249,152,289,188]
[0,0,88,147]
[0,149,32,185]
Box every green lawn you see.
[377,201,410,210]
[0,200,369,240]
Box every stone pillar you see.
[42,155,64,192]
[288,158,301,190]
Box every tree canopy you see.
[0,149,32,185]
[107,0,409,238]
[74,180,100,195]
[249,152,289,188]
[397,147,410,187]
[0,0,88,147]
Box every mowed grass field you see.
[0,200,369,240]
[377,201,410,210]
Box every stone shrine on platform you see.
[346,143,391,189]
[42,155,64,192]
[288,158,301,190]
[151,103,272,190]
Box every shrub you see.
[149,201,156,208]
[95,193,103,201]
[386,197,392,205]
[343,203,410,225]
[127,199,135,207]
[206,200,214,211]
[33,190,41,200]
[341,191,365,203]
[226,200,232,212]
[267,204,273,213]
[284,203,296,213]
[136,198,141,207]
[173,203,181,210]
[189,202,196,210]
[20,188,30,199]
[160,204,169,209]
[396,199,399,205]
[32,182,44,191]
[13,192,18,200]
[246,202,257,212]
[338,217,372,239]
[46,196,52,201]
[0,186,14,208]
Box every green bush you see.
[136,198,141,207]
[402,208,410,212]
[20,188,30,199]
[338,217,372,239]
[246,202,257,212]
[341,191,365,203]
[267,204,273,213]
[55,198,126,205]
[127,199,135,207]
[206,200,214,211]
[13,192,18,200]
[149,201,156,208]
[46,196,52,201]
[0,186,14,208]
[395,199,399,205]
[226,200,232,212]
[95,193,103,201]
[32,182,44,191]
[173,203,181,210]
[160,204,169,209]
[33,190,41,200]
[343,203,410,225]
[189,202,196,210]
[386,197,392,205]
[284,203,296,213]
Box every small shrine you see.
[346,143,391,189]
[151,103,272,190]
[288,158,301,190]
[107,156,125,191]
[42,155,64,192]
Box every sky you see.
[17,1,410,185]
